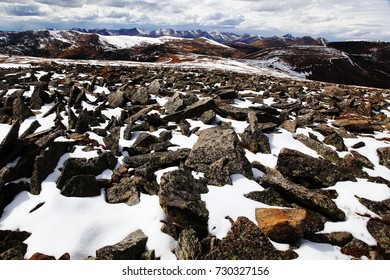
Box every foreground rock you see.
[185,127,253,185]
[276,148,355,188]
[159,170,209,238]
[260,174,345,221]
[0,230,31,260]
[203,217,284,260]
[96,229,148,260]
[255,208,307,244]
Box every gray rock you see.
[199,110,216,124]
[127,132,161,155]
[175,227,201,260]
[75,109,90,134]
[350,150,375,169]
[164,92,185,115]
[164,98,215,122]
[131,88,150,105]
[203,216,283,260]
[60,174,100,197]
[123,148,191,168]
[323,133,347,152]
[241,124,271,154]
[377,147,390,169]
[0,121,20,161]
[96,229,148,260]
[367,219,390,258]
[185,127,253,185]
[276,148,355,188]
[12,97,34,121]
[30,141,74,195]
[107,90,125,108]
[106,177,140,206]
[306,232,353,247]
[296,134,343,165]
[103,127,120,156]
[159,169,209,238]
[260,174,345,221]
[147,80,161,95]
[244,188,291,207]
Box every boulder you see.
[96,229,148,260]
[107,90,125,108]
[244,188,291,207]
[377,147,390,169]
[164,98,215,122]
[147,80,161,95]
[296,134,343,165]
[127,132,161,155]
[123,148,190,168]
[199,110,216,124]
[75,109,90,134]
[255,208,307,244]
[185,127,252,185]
[241,124,271,154]
[106,177,140,206]
[323,133,347,152]
[158,169,209,238]
[203,216,283,260]
[367,219,390,258]
[0,121,20,162]
[30,141,74,195]
[60,174,100,197]
[29,252,56,260]
[276,148,355,188]
[341,238,370,258]
[164,92,185,115]
[175,227,201,260]
[131,88,150,105]
[103,127,120,156]
[260,174,345,221]
[12,97,34,121]
[332,119,374,133]
[306,232,353,247]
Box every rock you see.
[357,197,390,219]
[29,82,50,110]
[60,174,100,197]
[0,181,30,213]
[260,174,345,221]
[241,124,271,154]
[350,150,375,169]
[296,134,343,165]
[164,92,185,115]
[332,119,374,133]
[323,133,347,151]
[19,120,41,139]
[131,88,150,105]
[342,153,370,179]
[367,219,390,258]
[96,229,148,260]
[244,188,291,207]
[12,97,34,121]
[199,110,216,124]
[58,253,71,260]
[185,127,252,185]
[203,216,283,260]
[75,109,90,134]
[164,98,215,122]
[123,148,191,168]
[159,169,209,238]
[341,238,370,258]
[103,127,120,156]
[107,90,125,108]
[0,242,27,260]
[29,252,56,260]
[280,119,298,133]
[255,208,307,244]
[306,232,354,247]
[30,141,74,195]
[56,152,117,191]
[127,132,161,155]
[175,227,201,260]
[147,80,161,95]
[377,147,390,169]
[106,177,140,206]
[0,121,20,162]
[276,148,355,188]
[179,119,191,136]
[352,141,366,149]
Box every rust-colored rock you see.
[29,252,56,260]
[255,208,307,244]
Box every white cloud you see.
[0,0,390,40]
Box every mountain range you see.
[0,28,389,89]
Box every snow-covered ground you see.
[0,57,389,260]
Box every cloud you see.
[0,0,390,40]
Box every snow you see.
[99,35,163,49]
[0,123,11,143]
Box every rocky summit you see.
[0,55,389,260]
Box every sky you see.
[1,0,390,41]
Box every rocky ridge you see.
[0,59,389,260]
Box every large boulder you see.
[255,208,307,244]
[377,147,390,169]
[260,174,345,221]
[185,127,253,185]
[203,216,283,260]
[276,148,355,188]
[158,169,209,238]
[96,229,148,260]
